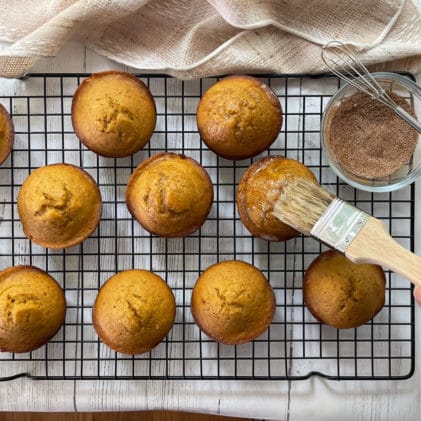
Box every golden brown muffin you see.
[71,71,156,157]
[126,152,213,237]
[191,260,275,345]
[196,75,282,160]
[303,251,386,329]
[0,103,14,165]
[17,163,102,249]
[0,265,66,353]
[92,269,176,355]
[237,156,317,241]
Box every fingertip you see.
[413,286,421,306]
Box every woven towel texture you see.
[0,0,420,78]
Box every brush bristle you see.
[273,177,335,235]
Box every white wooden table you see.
[0,36,421,421]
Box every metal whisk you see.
[321,40,421,133]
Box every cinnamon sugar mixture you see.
[327,91,418,179]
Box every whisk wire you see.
[321,40,421,134]
[322,40,421,135]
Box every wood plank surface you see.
[1,2,421,414]
[0,412,251,421]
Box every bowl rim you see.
[320,72,421,193]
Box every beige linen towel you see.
[0,0,420,78]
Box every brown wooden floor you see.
[1,412,252,421]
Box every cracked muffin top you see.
[0,265,66,353]
[191,260,275,345]
[0,103,14,165]
[126,152,213,237]
[17,163,102,249]
[303,251,386,329]
[71,70,156,157]
[92,269,176,355]
[237,156,317,242]
[196,75,282,160]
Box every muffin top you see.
[196,75,282,160]
[0,103,14,165]
[17,163,102,249]
[237,156,317,241]
[0,265,66,353]
[126,152,213,237]
[72,71,156,157]
[303,251,386,329]
[92,269,176,355]
[191,260,275,345]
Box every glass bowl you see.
[321,72,421,192]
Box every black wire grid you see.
[0,74,415,381]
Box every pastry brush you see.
[273,177,421,287]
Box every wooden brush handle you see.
[345,217,421,287]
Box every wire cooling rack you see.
[0,73,415,381]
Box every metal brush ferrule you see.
[310,198,369,253]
